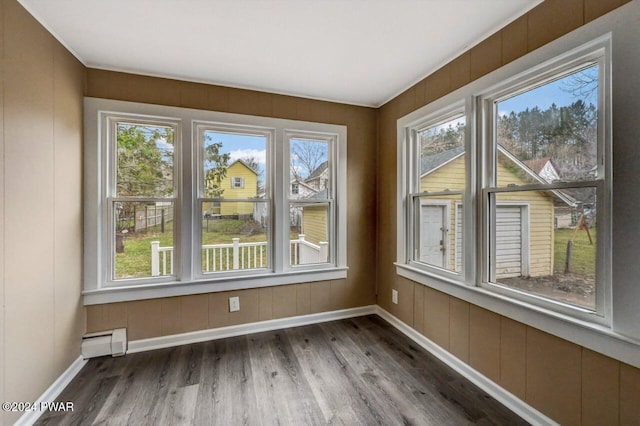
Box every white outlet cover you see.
[229,296,240,312]
[392,289,398,304]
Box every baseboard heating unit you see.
[81,328,127,358]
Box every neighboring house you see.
[299,188,328,246]
[290,179,318,199]
[419,146,574,279]
[304,161,329,191]
[524,157,561,183]
[523,157,580,229]
[288,179,319,228]
[207,159,258,217]
[253,176,323,228]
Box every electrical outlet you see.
[229,296,240,312]
[392,289,398,304]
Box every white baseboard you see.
[375,306,558,426]
[128,305,377,353]
[16,305,553,426]
[14,355,88,426]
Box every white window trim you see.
[397,2,640,369]
[400,101,469,284]
[478,37,610,323]
[84,98,347,305]
[285,130,338,270]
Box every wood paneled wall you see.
[87,281,360,340]
[84,70,378,339]
[3,0,638,424]
[376,0,639,424]
[0,0,85,424]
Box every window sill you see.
[395,263,640,369]
[83,267,348,305]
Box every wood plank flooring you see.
[36,315,528,425]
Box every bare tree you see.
[290,140,328,180]
[560,65,598,104]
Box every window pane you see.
[497,64,599,185]
[201,201,269,272]
[419,116,466,191]
[490,188,597,310]
[413,194,463,272]
[203,131,266,199]
[114,201,174,279]
[289,202,330,265]
[290,139,329,198]
[116,123,174,197]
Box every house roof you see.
[307,161,328,180]
[421,145,576,207]
[523,157,560,177]
[291,179,317,193]
[229,159,258,175]
[420,146,465,176]
[498,148,576,207]
[303,188,328,201]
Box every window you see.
[84,99,347,304]
[482,61,606,313]
[406,111,466,277]
[231,177,245,189]
[196,125,270,275]
[109,118,180,281]
[397,35,611,323]
[291,182,299,195]
[289,135,334,266]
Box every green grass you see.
[115,219,298,278]
[553,227,596,276]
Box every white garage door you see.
[495,205,526,279]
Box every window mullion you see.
[274,128,286,274]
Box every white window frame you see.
[479,38,610,323]
[400,101,471,284]
[193,122,274,280]
[102,114,182,286]
[286,131,338,269]
[398,3,640,368]
[84,98,347,305]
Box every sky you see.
[425,64,599,135]
[204,131,267,176]
[498,64,598,115]
[202,132,328,181]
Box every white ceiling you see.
[19,0,542,107]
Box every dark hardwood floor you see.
[36,315,528,425]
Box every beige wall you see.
[377,0,639,424]
[84,69,378,336]
[0,0,85,424]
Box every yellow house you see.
[300,204,328,246]
[219,159,258,216]
[419,146,571,279]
